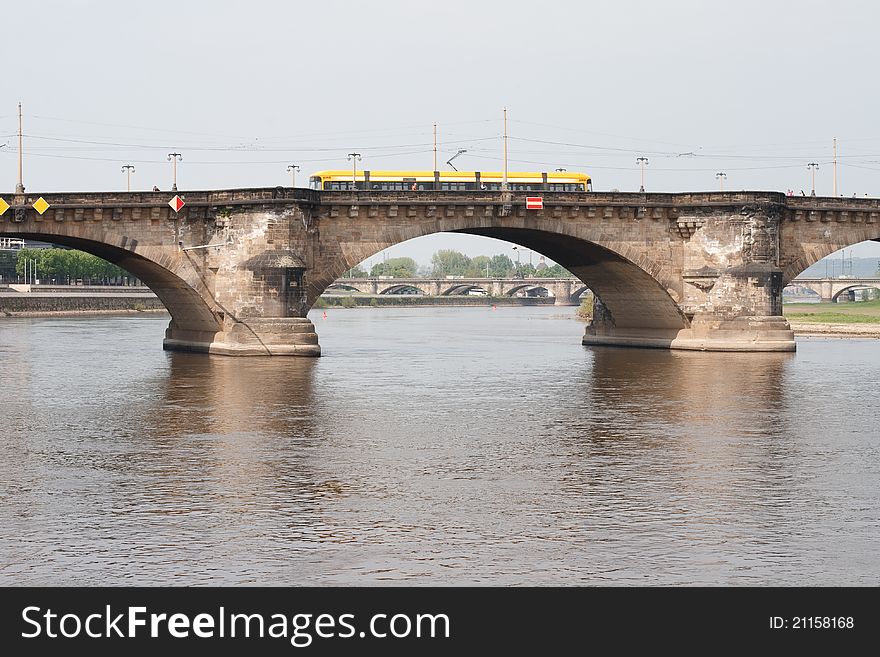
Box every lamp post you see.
[832,137,838,197]
[807,162,819,196]
[167,153,182,192]
[636,157,649,192]
[555,167,566,172]
[122,165,135,192]
[512,245,521,278]
[287,164,300,188]
[16,102,24,193]
[716,172,727,191]
[347,152,362,189]
[502,107,508,191]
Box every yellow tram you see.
[309,170,591,192]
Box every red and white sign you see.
[526,196,543,210]
[168,195,186,212]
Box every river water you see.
[1,307,878,585]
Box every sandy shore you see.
[789,322,880,338]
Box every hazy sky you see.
[3,0,879,264]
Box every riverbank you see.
[0,289,166,316]
[783,299,880,336]
[787,322,880,338]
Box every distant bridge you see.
[788,277,880,303]
[327,277,587,305]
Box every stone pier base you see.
[163,317,321,356]
[583,316,796,352]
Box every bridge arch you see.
[831,284,880,303]
[503,283,550,297]
[379,284,428,295]
[440,284,490,296]
[326,282,371,294]
[782,235,880,285]
[3,228,220,331]
[311,226,688,333]
[571,285,591,300]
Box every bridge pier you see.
[163,317,320,356]
[582,209,797,352]
[584,312,795,352]
[552,280,576,306]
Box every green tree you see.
[431,249,471,277]
[370,257,418,278]
[489,254,515,278]
[539,263,574,278]
[466,255,492,277]
[346,264,369,278]
[16,248,131,284]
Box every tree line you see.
[12,248,135,285]
[348,249,574,279]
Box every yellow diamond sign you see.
[32,197,50,215]
[0,197,9,216]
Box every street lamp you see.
[347,153,362,189]
[446,148,466,171]
[636,157,649,192]
[287,164,300,188]
[716,172,727,191]
[167,153,182,192]
[807,162,819,196]
[122,164,135,192]
[512,245,521,278]
[555,167,566,172]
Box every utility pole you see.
[833,137,838,196]
[502,107,509,191]
[167,153,182,192]
[287,164,300,188]
[636,157,649,192]
[433,122,438,172]
[807,162,819,196]
[716,172,727,191]
[122,165,135,192]
[16,102,24,193]
[347,153,362,189]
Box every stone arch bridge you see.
[789,277,880,303]
[328,277,587,304]
[1,188,878,355]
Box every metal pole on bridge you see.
[16,102,24,193]
[287,164,300,188]
[716,172,727,191]
[168,153,182,192]
[808,162,819,196]
[833,138,838,197]
[122,165,135,192]
[502,108,509,191]
[637,157,649,192]
[347,153,362,189]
